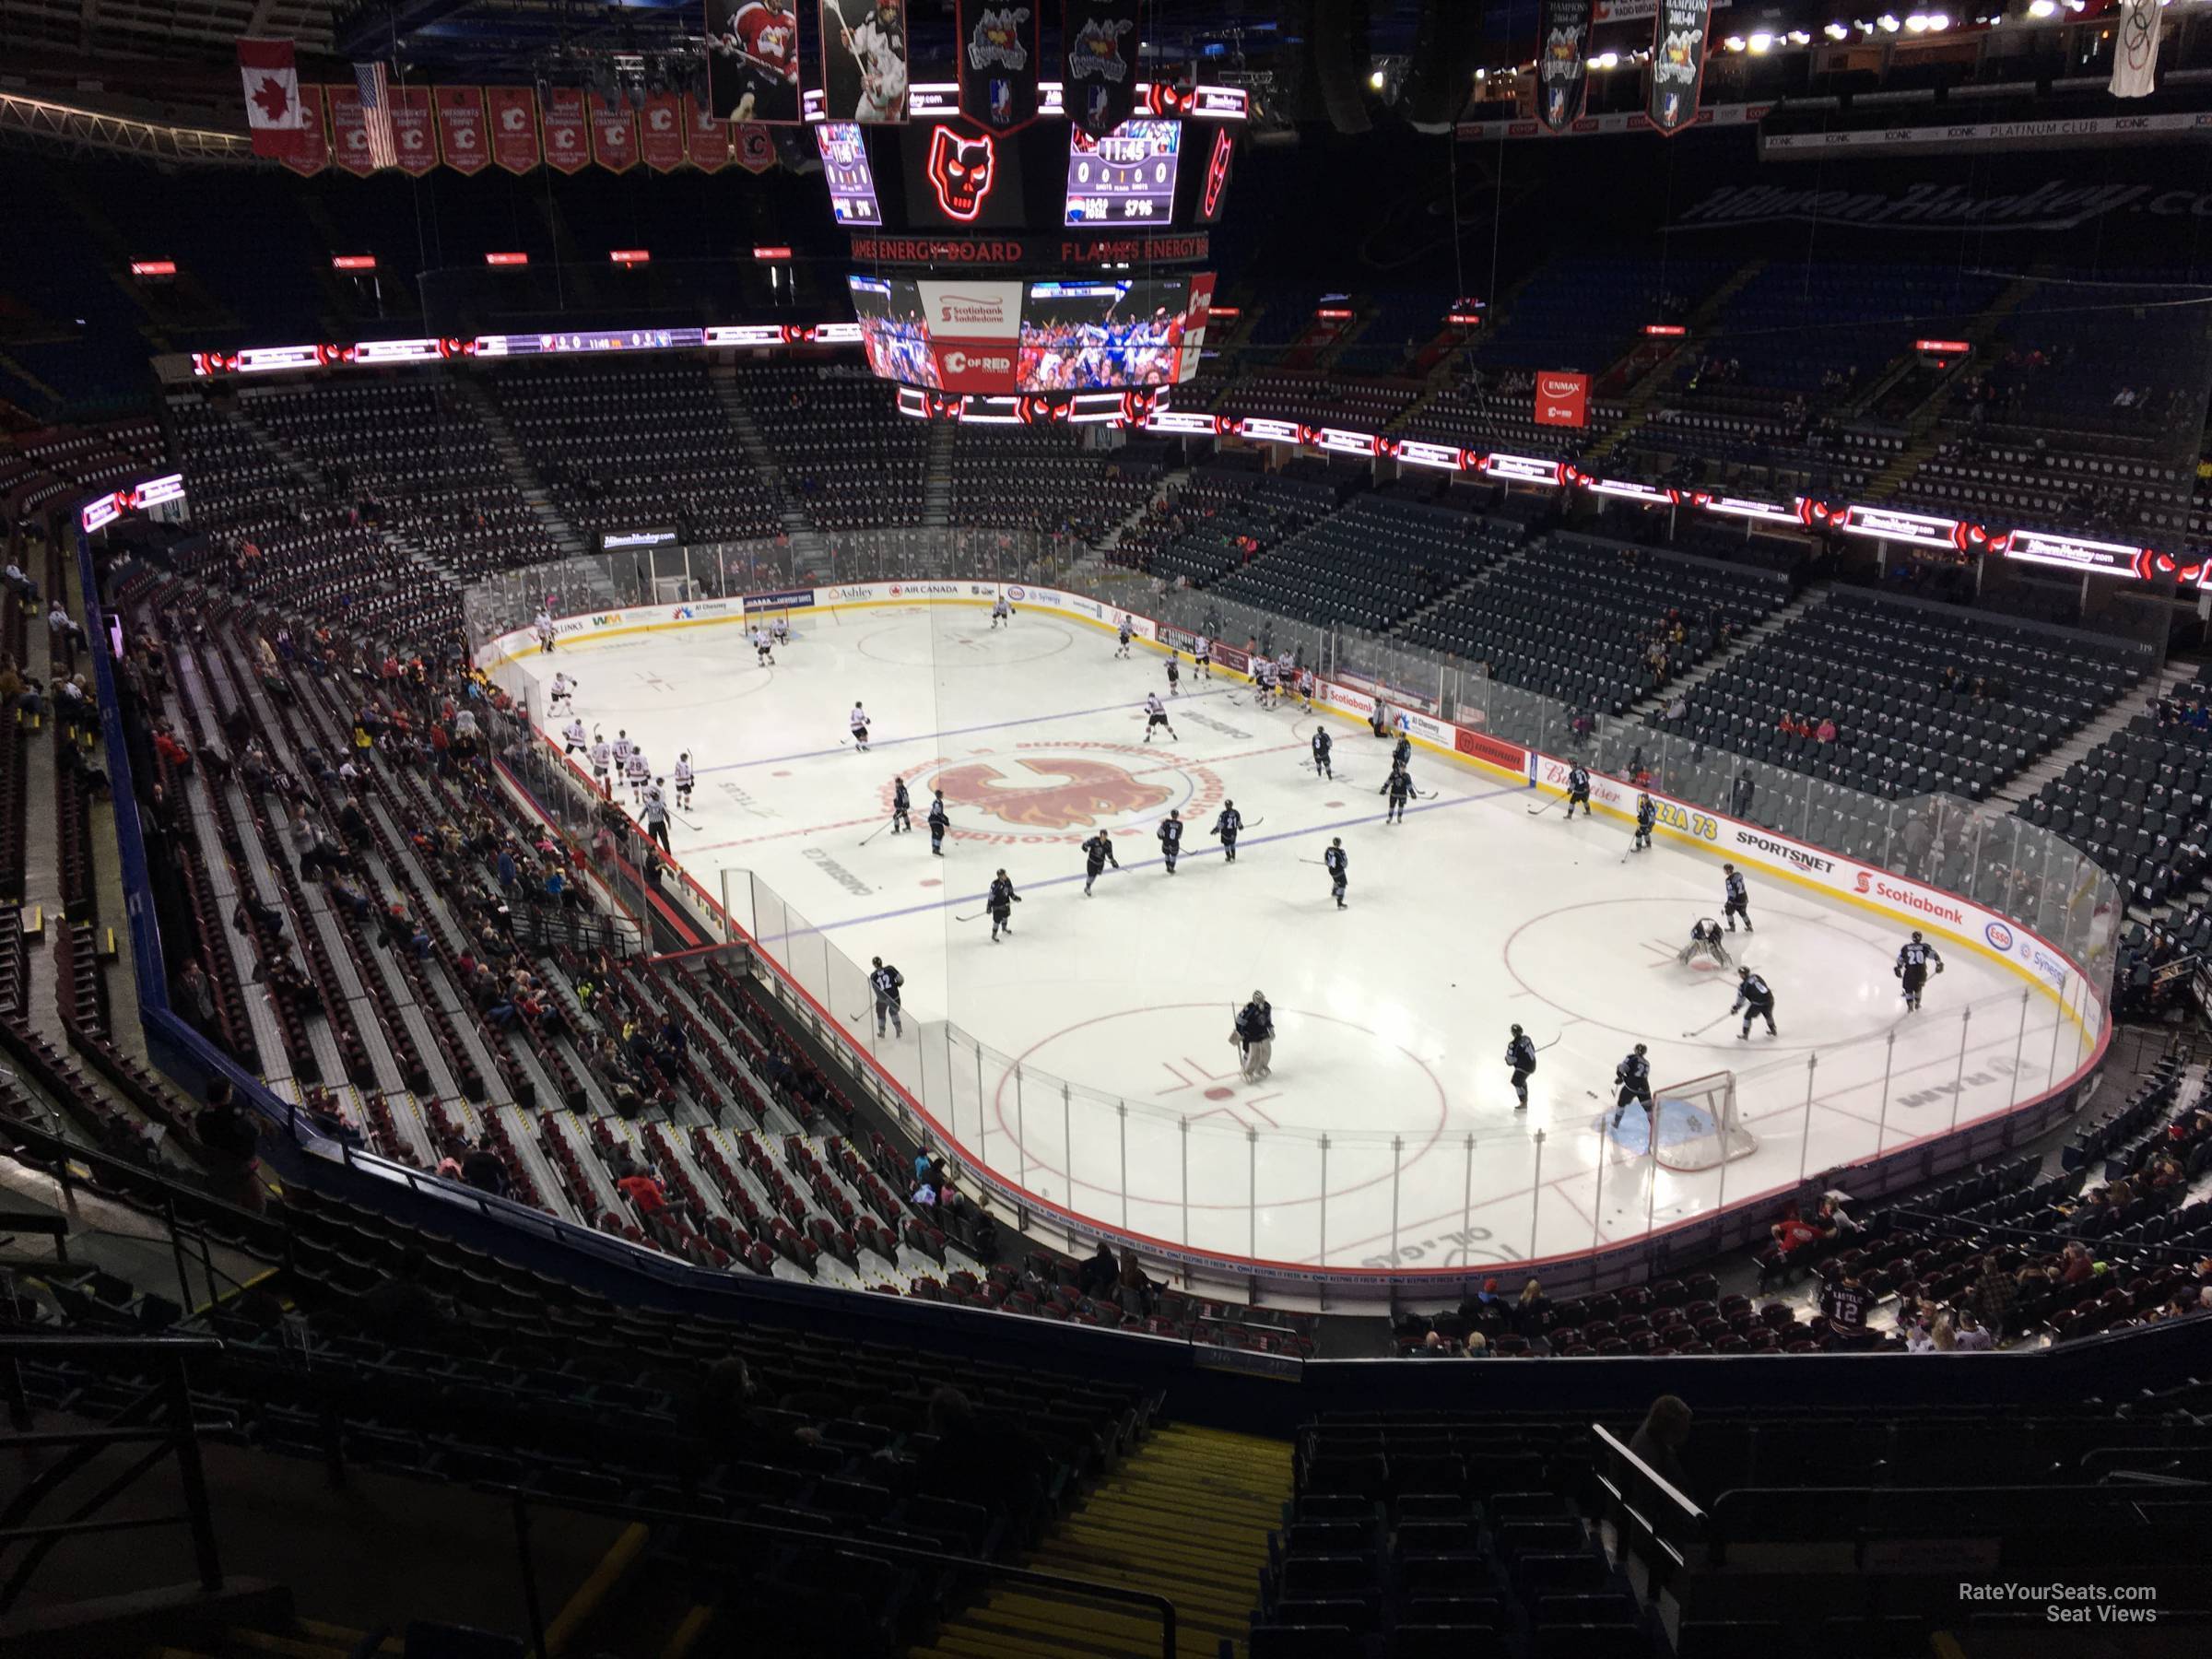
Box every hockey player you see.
[1611,1042,1653,1131]
[1115,616,1134,658]
[868,956,904,1040]
[1370,700,1391,740]
[926,790,948,855]
[1166,654,1182,697]
[1564,762,1593,821]
[1213,800,1243,864]
[835,0,907,122]
[1193,636,1212,678]
[1158,808,1184,874]
[549,671,576,712]
[642,780,672,852]
[986,869,1021,941]
[1895,931,1945,1011]
[1392,732,1413,774]
[625,746,653,806]
[771,613,792,648]
[1506,1023,1537,1110]
[1232,991,1275,1083]
[673,752,695,813]
[1081,831,1119,895]
[751,625,774,666]
[991,592,1012,629]
[1382,766,1414,825]
[611,729,635,781]
[1293,664,1316,712]
[1312,727,1334,781]
[1632,792,1656,853]
[1323,837,1347,909]
[849,701,871,753]
[589,731,613,796]
[1678,918,1731,969]
[535,609,557,653]
[1731,966,1778,1040]
[1143,691,1178,743]
[1722,863,1753,933]
[890,776,912,835]
[562,714,588,756]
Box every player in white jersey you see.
[1194,636,1212,677]
[673,751,695,812]
[751,626,774,666]
[1254,658,1278,706]
[625,748,652,805]
[562,716,588,755]
[849,701,871,752]
[1115,617,1134,658]
[611,730,635,776]
[771,613,791,647]
[535,610,557,653]
[1142,691,1178,743]
[991,593,1012,628]
[589,735,613,794]
[548,672,576,712]
[837,0,908,121]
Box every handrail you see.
[0,1333,227,1612]
[485,1483,1179,1659]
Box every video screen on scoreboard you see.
[1064,120,1182,227]
[849,275,940,387]
[1017,276,1213,392]
[816,122,884,226]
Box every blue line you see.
[698,687,1241,774]
[747,780,1526,946]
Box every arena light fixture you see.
[1748,30,1774,51]
[1788,30,1812,44]
[753,246,794,261]
[1927,11,1949,27]
[129,260,177,277]
[610,249,652,265]
[484,252,530,266]
[1724,34,1748,50]
[2027,0,2057,11]
[1877,13,1901,29]
[332,255,377,271]
[1824,21,1851,38]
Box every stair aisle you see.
[912,1423,1293,1659]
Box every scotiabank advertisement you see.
[918,278,1022,394]
[1535,371,1590,429]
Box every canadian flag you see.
[237,38,303,158]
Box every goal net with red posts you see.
[1650,1071,1760,1172]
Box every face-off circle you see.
[891,740,1222,845]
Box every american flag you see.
[354,60,397,169]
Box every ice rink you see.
[512,602,2088,1273]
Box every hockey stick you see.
[1526,794,1559,818]
[1680,1010,1734,1039]
[953,910,986,923]
[858,817,895,847]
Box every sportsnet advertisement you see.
[745,588,817,614]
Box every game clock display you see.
[1063,120,1181,226]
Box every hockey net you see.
[1650,1071,1760,1172]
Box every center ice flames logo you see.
[929,756,1168,830]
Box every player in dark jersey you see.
[927,790,948,856]
[1382,766,1414,825]
[1612,1043,1653,1131]
[1311,727,1333,781]
[868,956,903,1039]
[1565,763,1593,821]
[1722,864,1752,932]
[1213,801,1243,864]
[1081,831,1119,896]
[1506,1024,1537,1111]
[1157,808,1183,874]
[1895,931,1945,1011]
[1679,918,1730,968]
[1323,838,1347,909]
[987,869,1021,941]
[890,775,911,834]
[1732,967,1778,1040]
[1632,793,1656,853]
[1165,654,1182,697]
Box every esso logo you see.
[1984,921,2016,952]
[1006,585,1027,601]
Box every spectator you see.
[1462,1331,1490,1358]
[1952,1308,1995,1351]
[618,1169,673,1220]
[459,1136,509,1197]
[1077,1241,1118,1300]
[1759,1204,1821,1288]
[176,956,218,1033]
[1116,1249,1155,1319]
[194,1077,263,1212]
[1628,1394,1696,1500]
[1821,1272,1871,1340]
[2058,1241,2096,1287]
[1968,1253,2017,1340]
[1514,1276,1552,1338]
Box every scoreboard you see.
[1063,121,1182,227]
[816,122,883,228]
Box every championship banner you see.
[2112,0,2160,99]
[1648,0,1711,135]
[735,122,778,172]
[639,91,687,171]
[487,87,540,173]
[957,1,1042,136]
[822,0,909,124]
[435,86,489,174]
[589,93,639,172]
[543,86,591,173]
[327,84,376,176]
[688,98,734,171]
[281,82,329,177]
[390,84,437,176]
[706,0,805,124]
[1537,0,1591,134]
[1063,0,1139,137]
